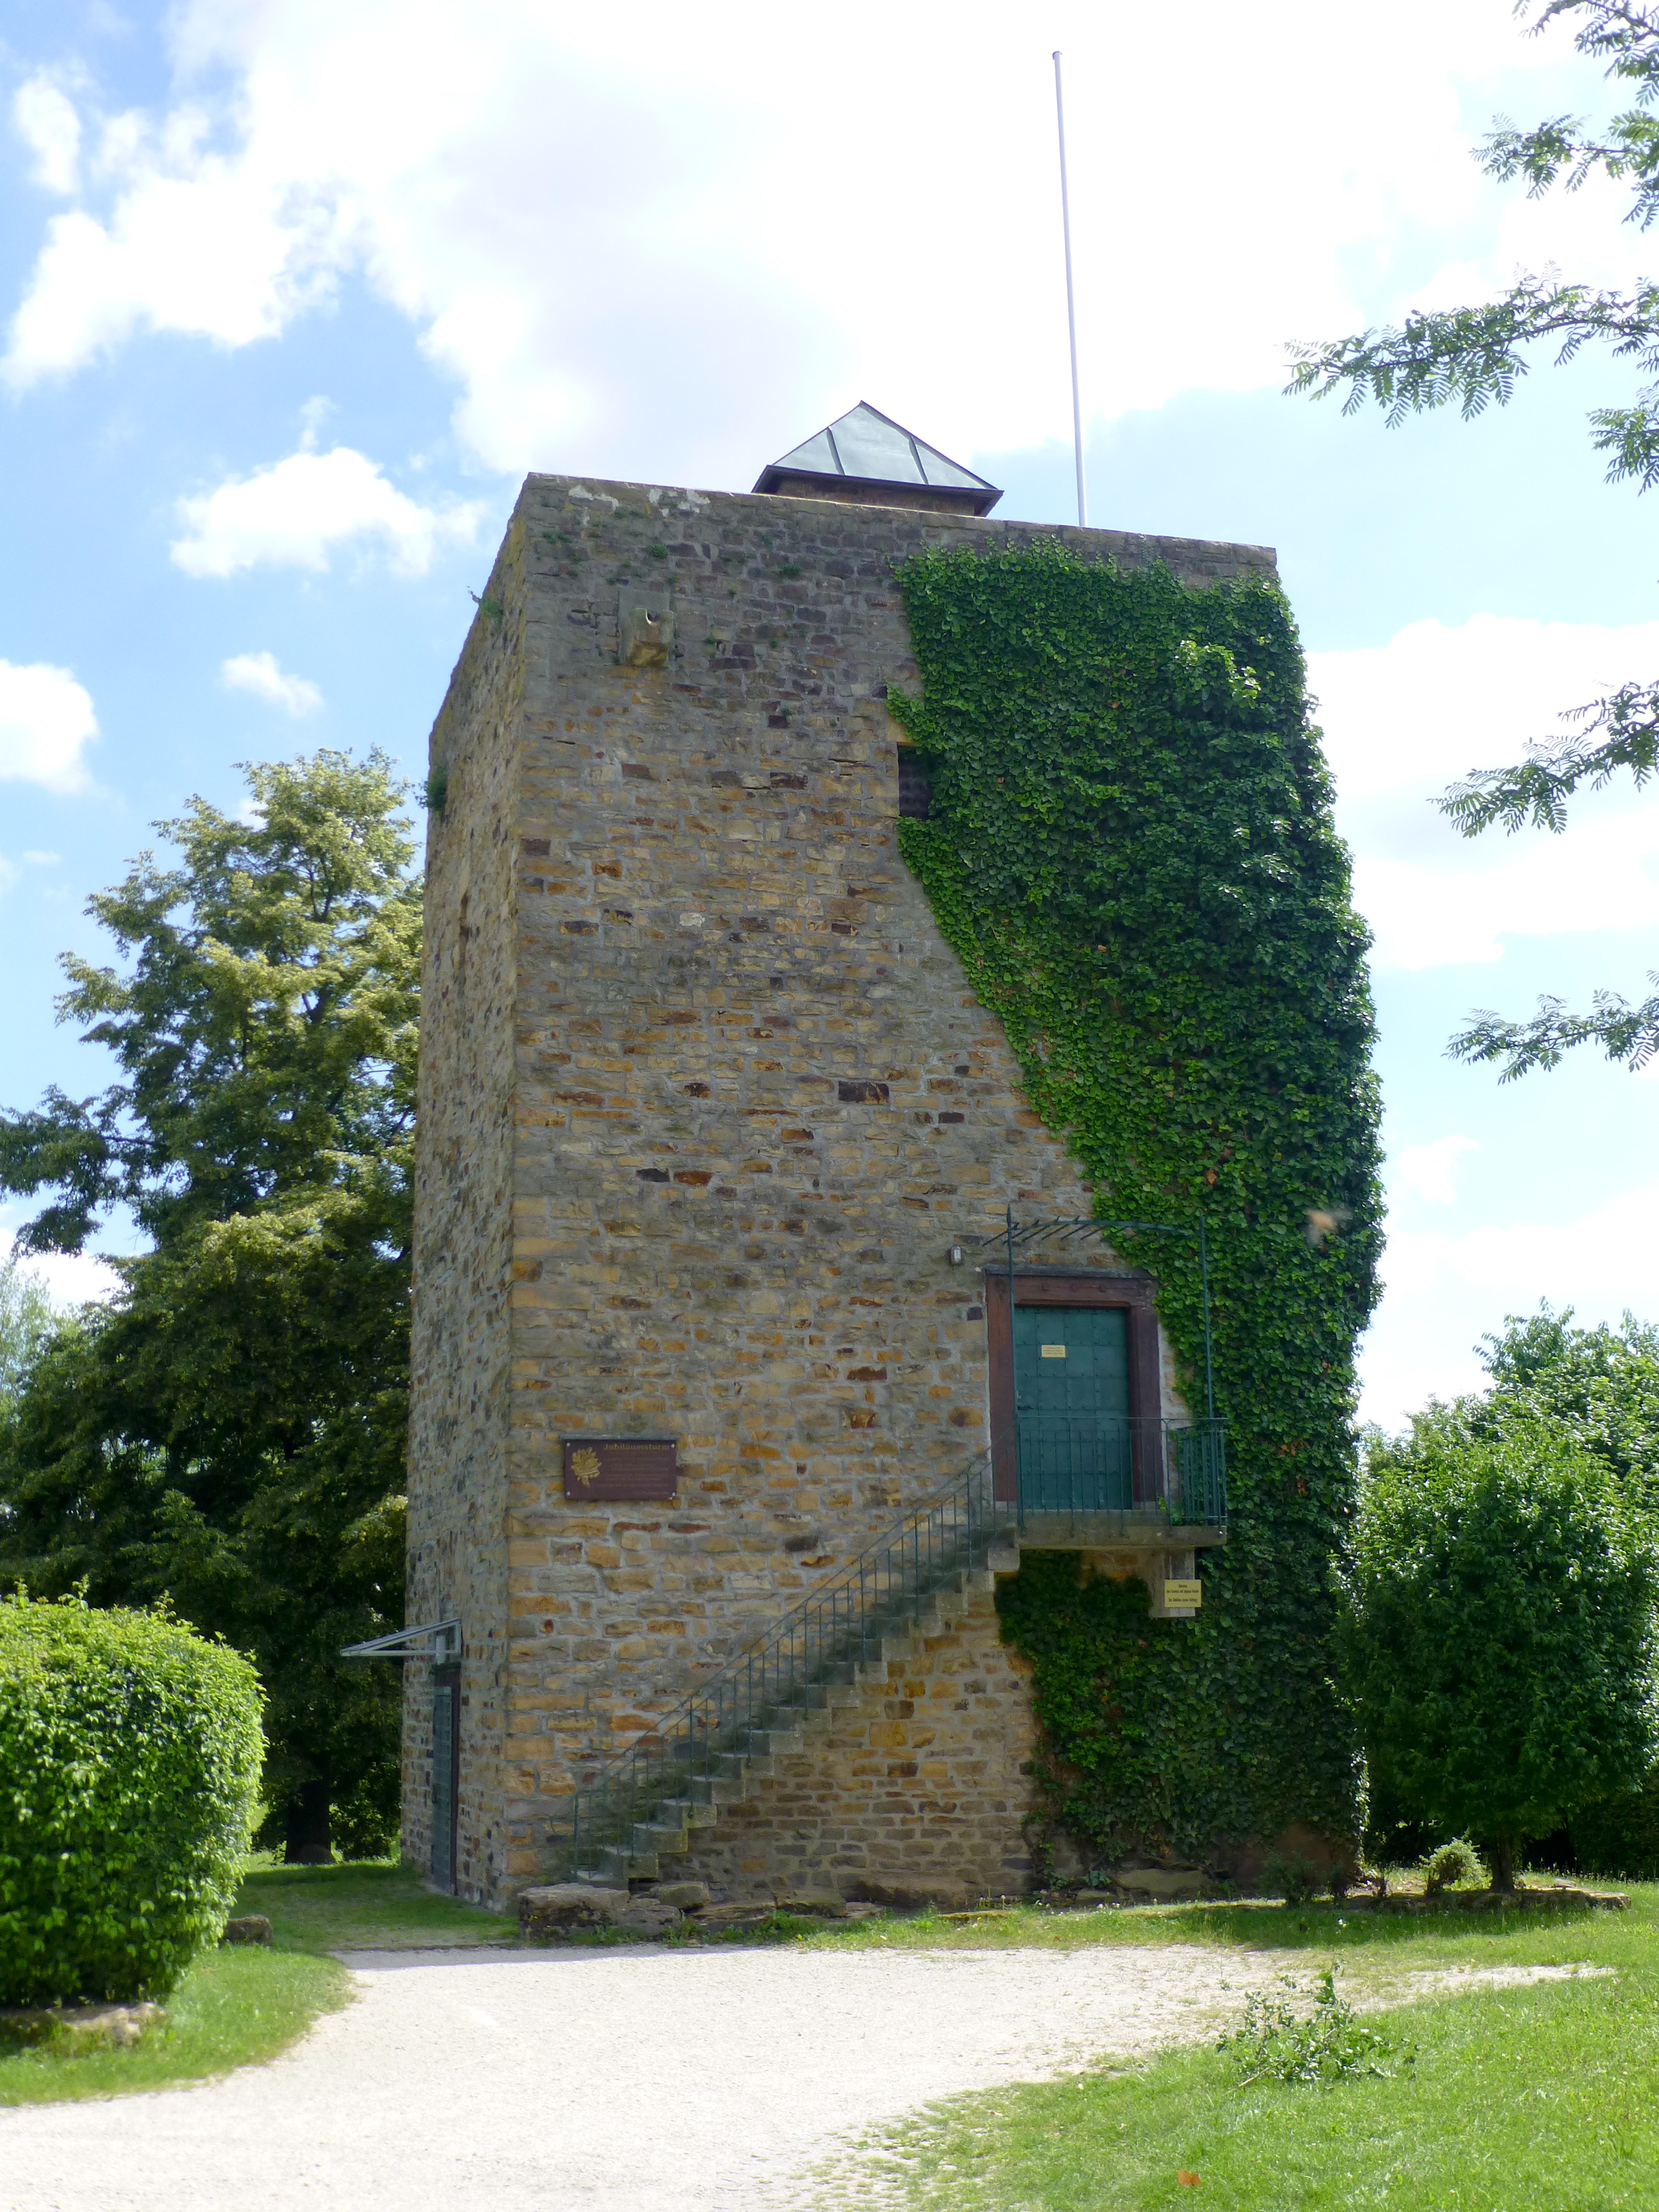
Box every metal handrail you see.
[560,1415,1226,1879]
[1012,1413,1227,1526]
[563,1433,1014,1879]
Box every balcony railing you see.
[1013,1414,1227,1528]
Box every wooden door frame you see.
[984,1268,1162,1503]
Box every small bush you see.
[1423,1836,1488,1894]
[1217,1968,1405,2087]
[0,1595,264,2005]
[1262,1851,1322,1906]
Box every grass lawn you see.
[235,1857,517,1952]
[0,1858,513,2109]
[0,1947,350,2109]
[816,1885,1659,2211]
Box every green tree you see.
[1343,1424,1658,1887]
[1290,0,1659,1077]
[0,750,418,1861]
[0,1254,56,1417]
[1471,1303,1659,1498]
[1379,1302,1659,1502]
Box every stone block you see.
[613,1895,684,1938]
[220,1915,272,1945]
[1112,1866,1214,1899]
[651,1881,712,1910]
[518,1883,626,1939]
[846,1876,971,1914]
[0,2001,164,2049]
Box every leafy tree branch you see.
[1289,1,1659,1074]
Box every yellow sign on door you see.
[1163,1579,1202,1609]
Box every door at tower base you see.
[431,1669,459,1891]
[560,1437,679,1502]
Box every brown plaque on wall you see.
[561,1437,678,1502]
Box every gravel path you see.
[0,1944,1605,2212]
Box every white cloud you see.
[14,77,82,197]
[1310,615,1659,969]
[1361,1177,1659,1430]
[23,1249,124,1310]
[0,659,98,793]
[1392,1134,1479,1204]
[0,0,1606,481]
[220,649,323,715]
[171,445,482,577]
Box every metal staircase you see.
[558,1417,1228,1884]
[561,1435,1018,1884]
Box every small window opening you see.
[897,748,932,820]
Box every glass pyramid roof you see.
[760,403,998,500]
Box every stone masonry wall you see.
[406,471,1277,1903]
[401,524,528,1901]
[669,1583,1040,1901]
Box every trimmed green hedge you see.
[0,1595,264,2004]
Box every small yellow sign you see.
[1040,1343,1067,1358]
[1163,1579,1203,1609]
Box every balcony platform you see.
[994,1512,1227,1557]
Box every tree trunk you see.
[283,1775,334,1865]
[1489,1834,1515,1892]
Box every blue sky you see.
[2,0,1657,1426]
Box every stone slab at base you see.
[1355,1886,1629,1914]
[220,1915,272,1945]
[0,2001,164,2048]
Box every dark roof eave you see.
[750,465,1002,516]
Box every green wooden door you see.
[1013,1305,1132,1511]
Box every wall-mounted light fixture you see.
[947,1243,964,1266]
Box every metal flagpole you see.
[1053,49,1087,527]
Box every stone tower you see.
[402,408,1274,1905]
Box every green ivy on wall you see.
[893,540,1382,1867]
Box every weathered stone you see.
[845,1877,971,1914]
[777,1891,850,1918]
[693,1902,779,1933]
[1113,1866,1213,1899]
[220,1915,272,1945]
[0,2002,163,2049]
[518,1883,625,1938]
[1352,1883,1629,1915]
[651,1882,712,1911]
[613,1895,683,1937]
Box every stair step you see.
[685,1776,747,1808]
[597,1846,651,1881]
[557,1484,1017,1882]
[634,1821,689,1853]
[659,1797,720,1829]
